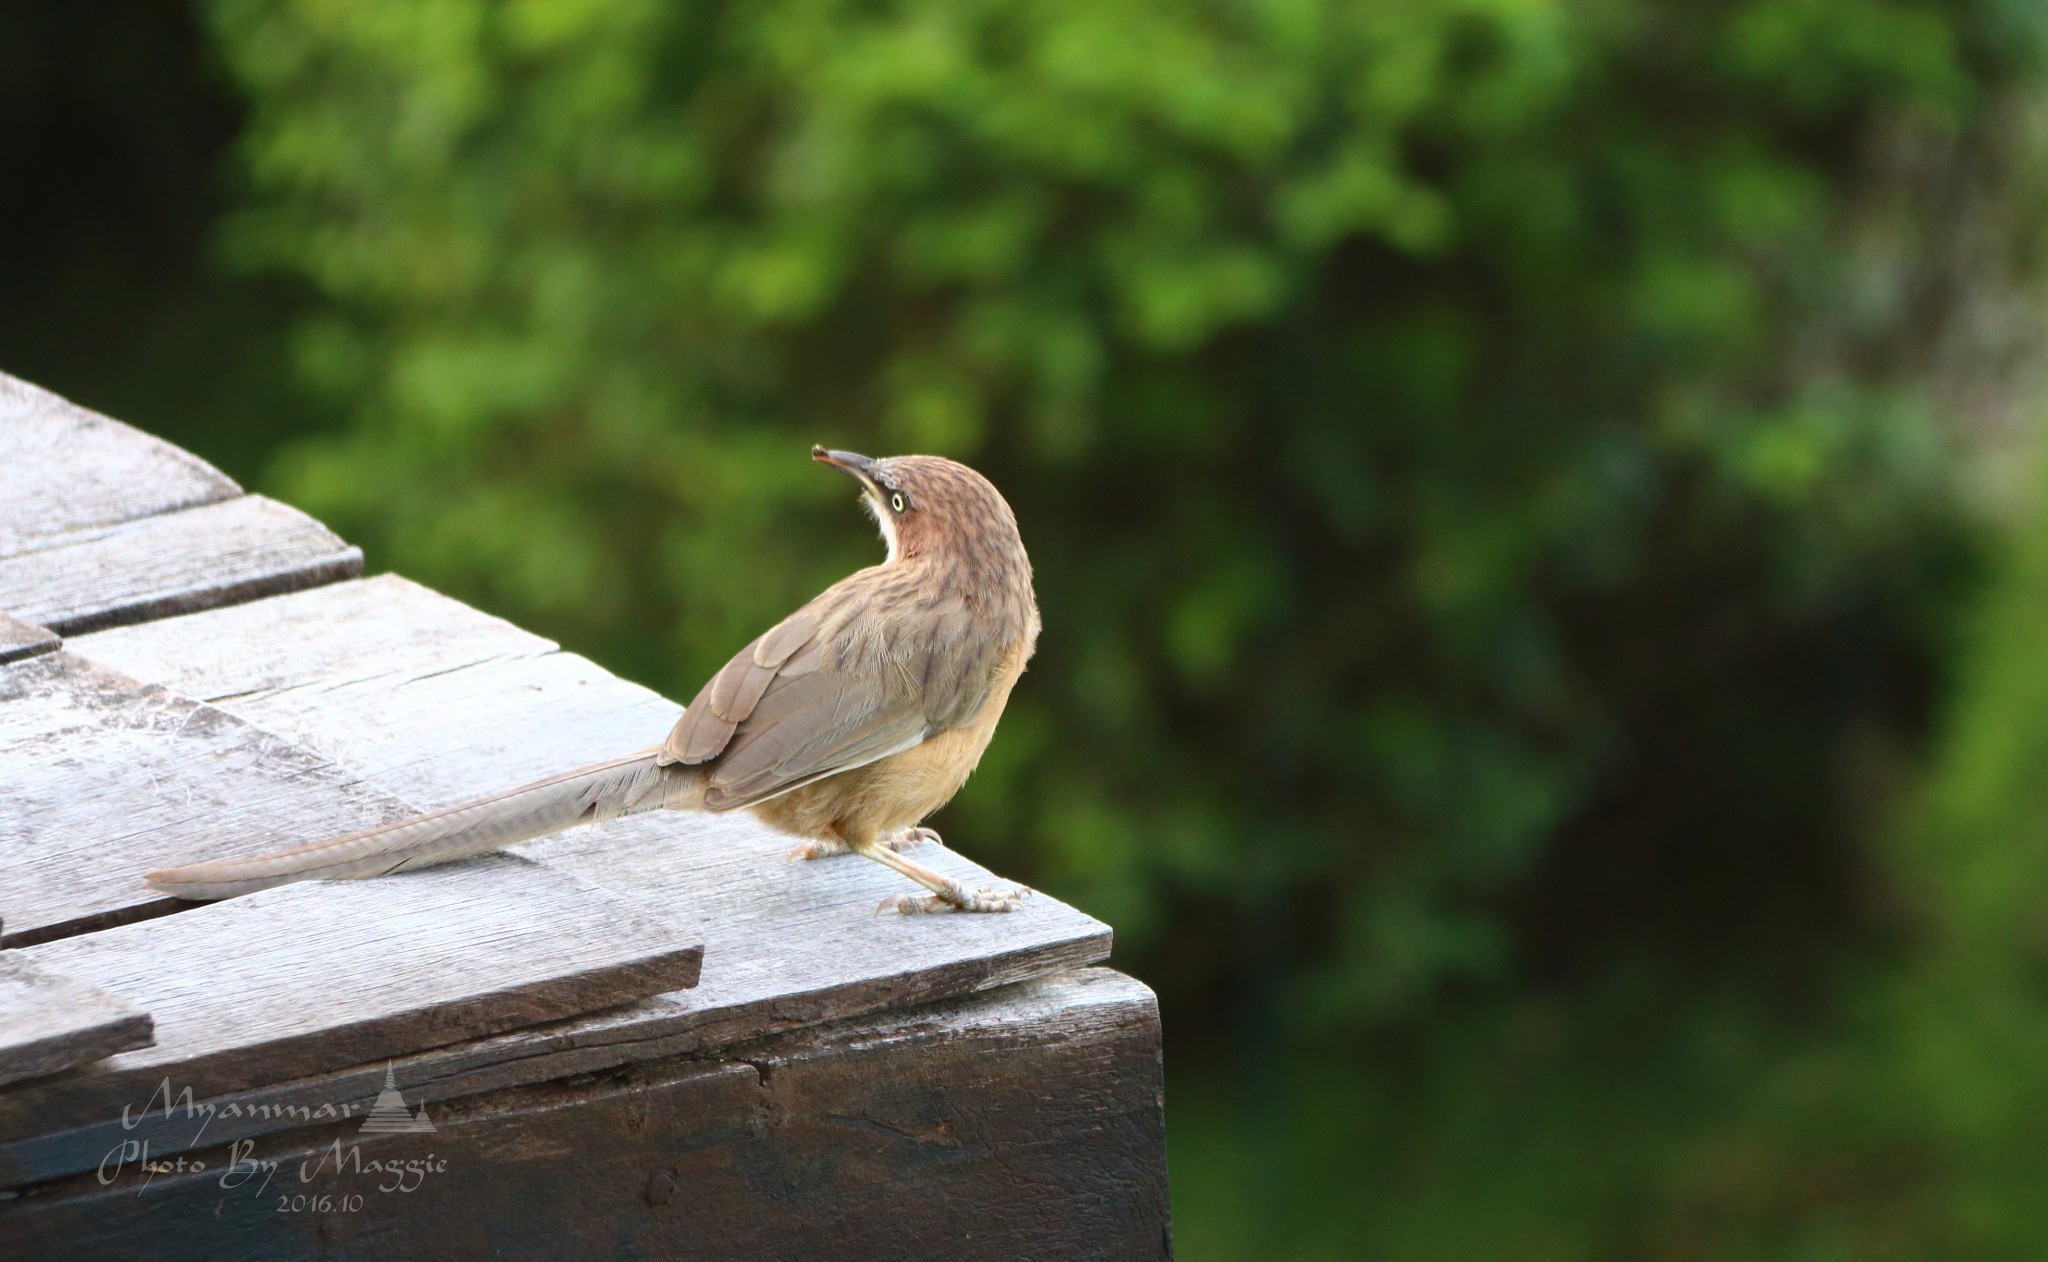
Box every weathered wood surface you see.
[0,651,417,946]
[0,494,362,636]
[0,854,701,1150]
[76,573,548,711]
[77,574,672,808]
[0,373,1157,1249]
[0,612,57,665]
[0,968,1170,1262]
[0,371,360,635]
[73,575,1104,944]
[0,955,154,1090]
[0,862,1107,1193]
[0,370,237,558]
[10,576,1114,1185]
[76,575,1110,988]
[519,812,1112,1055]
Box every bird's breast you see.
[754,634,1031,841]
[865,635,1031,826]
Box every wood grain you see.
[0,969,1170,1262]
[518,811,1113,1051]
[0,955,154,1089]
[0,652,418,946]
[0,494,363,636]
[0,370,238,559]
[0,854,701,1143]
[78,575,674,809]
[0,612,58,665]
[74,574,549,707]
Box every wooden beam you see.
[71,581,1108,975]
[0,969,1170,1262]
[74,574,550,708]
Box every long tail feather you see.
[145,749,700,900]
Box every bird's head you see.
[811,445,1022,569]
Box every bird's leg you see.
[785,830,854,863]
[853,836,1028,915]
[787,825,939,863]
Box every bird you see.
[144,446,1040,915]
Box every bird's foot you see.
[786,835,853,863]
[892,826,942,852]
[879,879,1030,915]
[789,826,938,863]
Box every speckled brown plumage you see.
[147,446,1040,914]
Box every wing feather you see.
[661,581,1000,813]
[702,668,930,810]
[662,611,822,765]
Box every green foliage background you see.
[12,0,2048,1254]
[210,0,2031,999]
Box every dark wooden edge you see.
[0,1014,156,1094]
[44,548,365,637]
[0,922,1107,1189]
[0,968,1170,1262]
[0,614,59,666]
[1,900,188,953]
[0,957,156,1091]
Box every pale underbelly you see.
[752,700,1007,842]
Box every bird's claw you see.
[792,827,938,863]
[786,836,852,863]
[877,883,1030,915]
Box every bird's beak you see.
[812,445,878,487]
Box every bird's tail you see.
[145,748,703,900]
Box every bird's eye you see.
[889,492,906,513]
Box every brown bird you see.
[145,446,1040,914]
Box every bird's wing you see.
[661,607,826,766]
[697,664,935,810]
[662,592,994,813]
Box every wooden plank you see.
[517,810,1113,1051]
[74,574,552,707]
[0,969,1170,1262]
[0,855,702,1144]
[77,575,673,810]
[0,955,153,1089]
[0,611,58,665]
[0,369,239,558]
[0,494,362,636]
[0,852,1109,1193]
[0,651,418,946]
